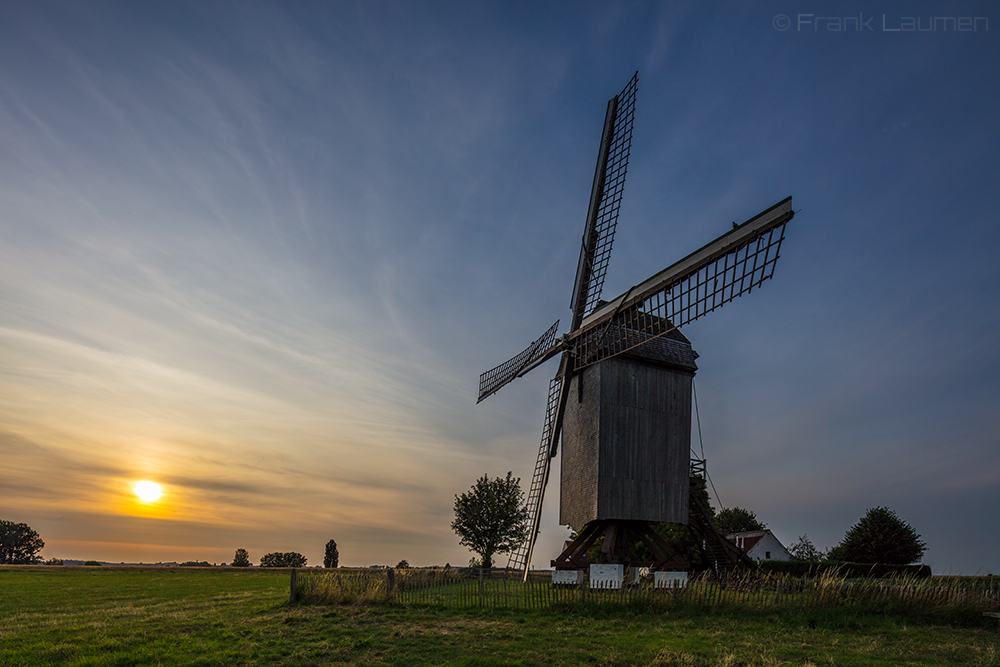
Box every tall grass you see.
[296,566,1000,618]
[296,568,394,604]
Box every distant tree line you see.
[230,538,340,569]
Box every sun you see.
[133,480,163,503]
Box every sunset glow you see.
[133,481,163,503]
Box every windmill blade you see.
[569,72,638,330]
[571,197,794,368]
[477,320,561,403]
[506,373,563,579]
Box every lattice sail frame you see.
[477,320,560,403]
[573,198,793,368]
[572,72,637,323]
[505,375,563,574]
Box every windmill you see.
[478,73,795,580]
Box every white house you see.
[726,530,792,562]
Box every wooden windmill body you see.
[560,328,696,531]
[477,72,796,578]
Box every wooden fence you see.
[293,567,1000,613]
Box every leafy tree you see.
[259,551,308,567]
[715,507,766,533]
[0,520,45,564]
[788,534,823,562]
[451,472,529,570]
[231,548,250,567]
[831,506,926,564]
[324,539,339,568]
[396,559,409,569]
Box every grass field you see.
[2,566,998,666]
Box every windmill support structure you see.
[549,476,755,576]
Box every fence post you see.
[289,568,297,604]
[478,567,484,608]
[387,568,395,595]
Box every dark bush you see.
[260,551,307,567]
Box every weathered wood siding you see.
[560,336,696,531]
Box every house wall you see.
[747,533,792,562]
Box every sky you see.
[1,1,997,573]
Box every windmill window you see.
[765,551,771,560]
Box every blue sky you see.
[1,1,997,572]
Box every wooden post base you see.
[551,519,688,571]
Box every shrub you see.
[260,551,307,568]
[788,534,824,562]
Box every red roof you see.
[726,530,768,554]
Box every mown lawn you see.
[1,566,997,666]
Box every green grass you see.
[2,566,998,666]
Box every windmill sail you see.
[477,74,638,405]
[572,197,794,368]
[477,320,560,403]
[570,72,637,329]
[506,374,563,576]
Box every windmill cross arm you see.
[515,338,569,379]
[578,197,794,332]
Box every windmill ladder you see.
[507,376,562,579]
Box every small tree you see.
[231,548,250,567]
[260,552,308,567]
[323,539,339,568]
[788,534,823,562]
[0,520,45,564]
[831,506,926,564]
[396,559,409,569]
[715,507,766,533]
[451,472,529,570]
